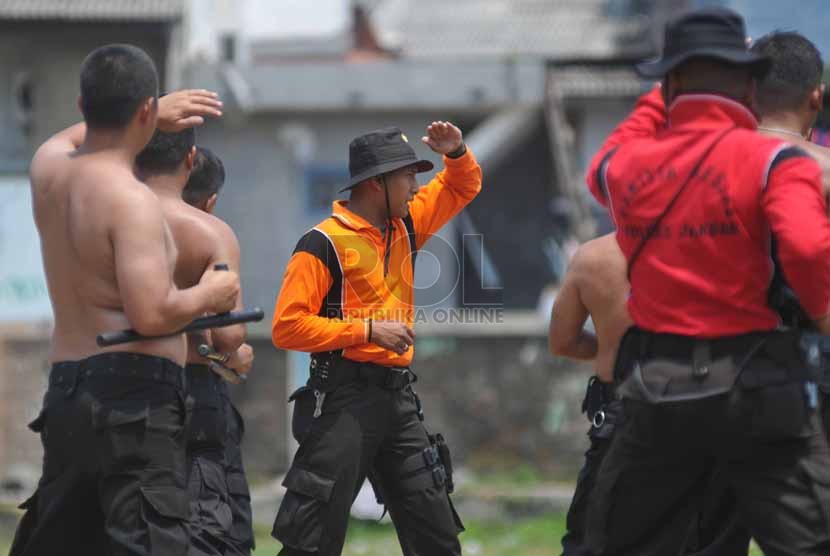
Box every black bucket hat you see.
[338,127,433,193]
[636,7,770,78]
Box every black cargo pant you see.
[585,331,830,556]
[10,352,191,556]
[561,378,750,556]
[185,363,254,556]
[273,367,463,556]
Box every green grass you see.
[254,514,566,555]
[254,515,767,555]
[0,511,769,555]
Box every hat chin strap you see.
[381,174,392,277]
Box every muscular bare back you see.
[549,233,632,381]
[155,194,244,363]
[31,137,185,363]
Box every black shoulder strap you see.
[293,226,343,319]
[768,236,813,329]
[403,214,418,267]
[626,126,737,278]
[764,146,811,189]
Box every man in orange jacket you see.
[271,122,482,556]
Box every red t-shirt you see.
[586,87,830,337]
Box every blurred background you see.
[0,0,827,553]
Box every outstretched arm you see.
[31,89,224,170]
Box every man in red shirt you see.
[583,8,830,555]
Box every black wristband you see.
[446,142,467,159]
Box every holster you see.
[582,376,622,438]
[308,350,344,393]
[395,434,455,495]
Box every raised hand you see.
[421,121,464,155]
[157,89,223,132]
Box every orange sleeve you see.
[408,148,482,249]
[272,251,368,352]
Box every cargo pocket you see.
[188,397,225,452]
[229,402,246,444]
[140,485,190,556]
[93,402,150,466]
[746,382,810,440]
[226,472,255,550]
[272,466,335,551]
[799,456,830,536]
[27,406,49,446]
[289,386,315,443]
[447,494,465,533]
[189,458,233,534]
[9,489,39,554]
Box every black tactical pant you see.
[185,364,254,556]
[561,379,750,556]
[10,352,191,556]
[223,378,255,553]
[273,369,463,556]
[585,332,830,556]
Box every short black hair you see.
[183,146,226,206]
[135,129,196,177]
[79,44,159,129]
[751,31,824,114]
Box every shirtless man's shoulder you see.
[162,198,239,273]
[569,235,627,287]
[549,233,631,380]
[158,195,244,358]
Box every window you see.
[220,33,237,63]
[0,72,32,172]
[304,164,350,214]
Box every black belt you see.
[629,328,768,361]
[618,327,811,390]
[336,358,416,390]
[50,352,184,390]
[184,363,226,394]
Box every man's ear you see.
[809,84,825,112]
[205,193,218,214]
[664,71,682,105]
[185,146,197,171]
[137,97,155,125]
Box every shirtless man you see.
[550,239,751,556]
[548,233,630,555]
[182,145,256,554]
[10,45,238,556]
[135,131,253,555]
[183,146,225,213]
[751,32,830,187]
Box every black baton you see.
[96,308,264,347]
[97,263,261,347]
